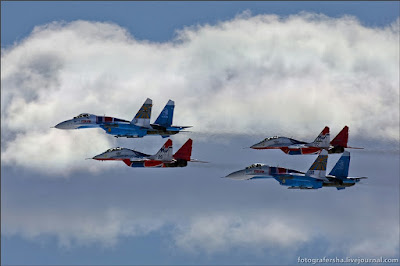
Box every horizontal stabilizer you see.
[150,124,167,131]
[351,176,368,181]
[167,126,192,131]
[189,159,209,163]
[287,187,317,190]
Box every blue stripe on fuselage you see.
[130,162,145,167]
[288,149,302,155]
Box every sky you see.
[1,1,399,265]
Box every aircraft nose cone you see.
[92,155,101,160]
[250,141,264,149]
[225,169,245,179]
[54,120,74,129]
[92,153,108,160]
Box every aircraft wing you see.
[310,175,329,182]
[349,176,368,180]
[266,144,291,148]
[131,151,151,159]
[129,158,176,163]
[129,158,150,162]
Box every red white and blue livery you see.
[54,98,191,138]
[250,126,362,155]
[225,150,366,190]
[92,139,206,168]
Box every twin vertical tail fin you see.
[154,100,175,128]
[152,139,173,161]
[329,151,350,179]
[173,139,192,161]
[306,149,328,180]
[132,98,152,128]
[309,126,330,148]
[330,126,349,148]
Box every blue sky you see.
[1,1,399,265]
[2,1,399,46]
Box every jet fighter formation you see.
[55,98,191,138]
[225,125,366,190]
[54,98,204,170]
[54,98,365,190]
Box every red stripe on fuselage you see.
[300,147,321,154]
[281,147,321,154]
[278,167,287,174]
[104,117,113,123]
[144,160,164,167]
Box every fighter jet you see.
[250,126,362,155]
[92,138,206,168]
[54,98,191,138]
[225,150,366,190]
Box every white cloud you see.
[1,129,115,176]
[3,201,398,258]
[1,14,399,173]
[3,206,165,248]
[173,214,310,254]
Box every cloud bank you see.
[3,160,399,259]
[1,13,399,174]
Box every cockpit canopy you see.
[263,136,279,142]
[74,113,90,119]
[246,163,265,169]
[105,147,123,152]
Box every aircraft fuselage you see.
[55,113,185,138]
[225,164,361,190]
